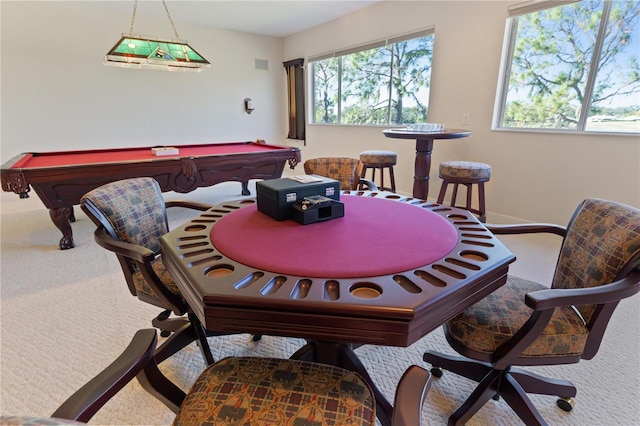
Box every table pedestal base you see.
[291,341,393,426]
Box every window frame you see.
[493,0,640,135]
[308,27,435,127]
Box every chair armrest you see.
[165,200,213,211]
[358,178,379,191]
[51,329,158,423]
[525,269,640,310]
[94,227,156,263]
[392,365,432,426]
[486,223,567,237]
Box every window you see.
[310,29,434,126]
[495,0,640,133]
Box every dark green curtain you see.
[284,58,305,141]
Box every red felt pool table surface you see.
[1,140,301,249]
[9,142,290,169]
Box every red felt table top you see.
[211,196,458,278]
[9,142,287,169]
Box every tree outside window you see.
[311,32,434,126]
[496,0,640,133]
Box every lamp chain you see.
[162,0,181,40]
[128,0,180,40]
[129,0,138,34]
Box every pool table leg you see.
[49,206,75,250]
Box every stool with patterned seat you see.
[359,150,397,191]
[436,161,492,222]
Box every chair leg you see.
[448,370,502,426]
[450,183,460,207]
[465,183,473,211]
[437,181,449,204]
[359,166,369,190]
[509,367,576,398]
[153,323,199,364]
[152,316,189,334]
[379,167,385,191]
[424,350,493,382]
[477,182,487,222]
[500,374,549,426]
[388,166,396,192]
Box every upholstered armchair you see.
[1,329,433,426]
[80,177,232,365]
[303,157,378,191]
[423,198,640,425]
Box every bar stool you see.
[359,150,397,192]
[436,161,492,222]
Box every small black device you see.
[291,195,344,225]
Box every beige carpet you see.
[1,182,639,425]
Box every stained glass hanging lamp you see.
[105,0,210,72]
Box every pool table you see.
[1,140,301,249]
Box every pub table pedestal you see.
[382,129,471,199]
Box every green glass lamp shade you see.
[105,34,210,72]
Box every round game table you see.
[160,190,515,425]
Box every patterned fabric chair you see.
[304,157,378,191]
[81,177,227,365]
[1,329,433,426]
[423,198,640,425]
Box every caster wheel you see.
[157,309,171,321]
[251,334,263,342]
[430,367,444,378]
[557,397,575,412]
[160,330,171,338]
[492,394,501,401]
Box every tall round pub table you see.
[383,128,471,199]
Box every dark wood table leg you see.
[49,206,75,250]
[290,342,315,362]
[413,138,434,199]
[341,346,394,426]
[290,341,393,426]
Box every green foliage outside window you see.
[498,0,640,133]
[311,34,434,126]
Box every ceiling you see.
[100,1,383,38]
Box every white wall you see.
[284,0,640,224]
[1,1,288,159]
